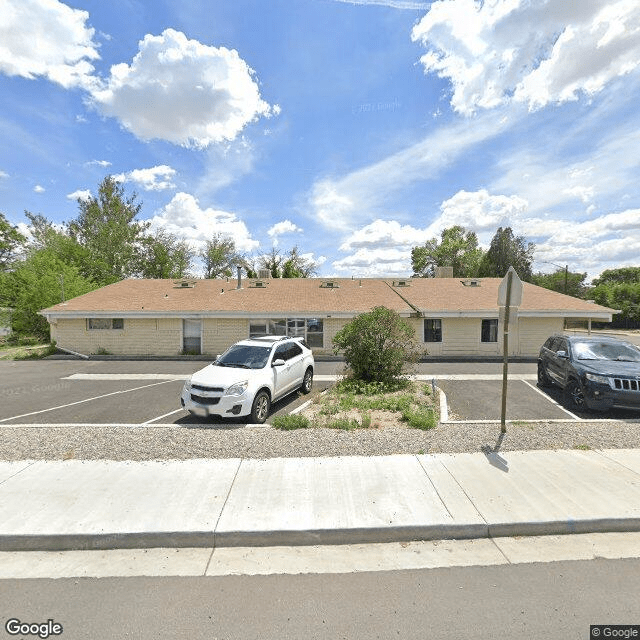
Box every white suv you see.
[180,336,314,423]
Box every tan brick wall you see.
[518,317,564,356]
[52,317,182,356]
[202,318,248,356]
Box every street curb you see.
[2,519,640,553]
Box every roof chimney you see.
[434,266,454,278]
[236,266,242,290]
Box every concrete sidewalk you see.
[1,449,640,552]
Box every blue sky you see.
[1,0,640,280]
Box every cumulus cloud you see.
[0,0,99,89]
[89,29,277,148]
[33,185,45,193]
[0,170,8,179]
[267,220,303,246]
[332,247,412,277]
[412,0,640,114]
[66,189,91,201]
[437,189,528,232]
[113,165,176,191]
[146,192,259,254]
[339,219,431,251]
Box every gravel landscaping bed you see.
[2,419,640,460]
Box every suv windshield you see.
[573,341,640,362]
[216,344,271,369]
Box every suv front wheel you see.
[301,367,313,394]
[251,390,271,423]
[565,379,586,410]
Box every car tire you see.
[565,379,586,410]
[301,367,313,394]
[250,390,271,424]
[537,362,551,387]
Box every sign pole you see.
[500,271,512,434]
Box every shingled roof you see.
[40,277,616,320]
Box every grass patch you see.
[271,414,310,430]
[305,376,438,431]
[574,443,591,450]
[1,343,57,360]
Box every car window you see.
[274,343,289,361]
[289,343,303,358]
[573,341,640,362]
[217,344,270,369]
[555,338,568,353]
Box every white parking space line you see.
[0,380,175,423]
[64,374,189,380]
[521,379,582,420]
[143,409,186,424]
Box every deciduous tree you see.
[478,227,535,281]
[411,226,483,277]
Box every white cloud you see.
[412,0,640,115]
[89,29,277,148]
[33,185,45,193]
[66,189,91,201]
[339,219,431,251]
[114,165,176,191]
[0,170,8,179]
[85,159,111,168]
[332,0,430,9]
[267,220,303,246]
[332,247,412,277]
[147,192,259,254]
[436,189,528,233]
[0,0,99,89]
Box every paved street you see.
[1,555,639,639]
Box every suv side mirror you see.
[556,350,568,359]
[272,359,285,367]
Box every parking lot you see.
[0,358,638,427]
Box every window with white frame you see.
[249,317,324,347]
[87,318,124,330]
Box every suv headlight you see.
[585,373,609,385]
[183,380,192,392]
[226,380,248,396]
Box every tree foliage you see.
[478,226,535,281]
[592,267,640,286]
[8,248,96,338]
[68,176,149,285]
[139,230,194,279]
[200,234,246,279]
[531,268,588,298]
[0,212,26,271]
[332,306,422,384]
[411,226,484,278]
[281,246,318,278]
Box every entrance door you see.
[183,319,201,354]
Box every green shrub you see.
[271,414,310,430]
[326,416,361,430]
[332,306,423,385]
[401,406,437,430]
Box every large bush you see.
[332,306,422,384]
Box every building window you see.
[481,319,498,342]
[249,317,324,348]
[87,318,124,330]
[424,319,442,343]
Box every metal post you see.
[500,271,513,434]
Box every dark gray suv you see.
[538,335,640,412]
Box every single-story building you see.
[40,275,617,358]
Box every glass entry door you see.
[183,319,201,354]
